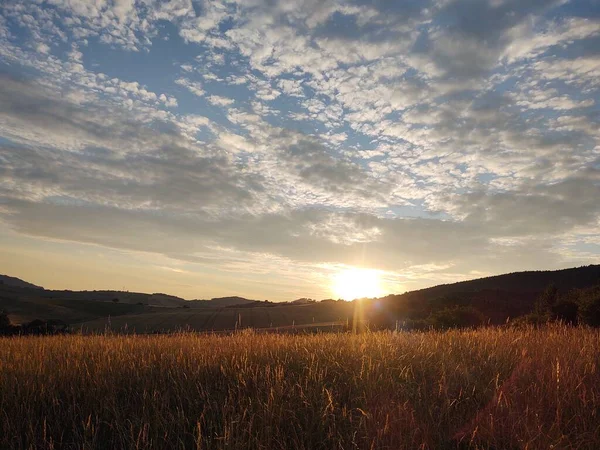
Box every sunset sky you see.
[1,0,599,301]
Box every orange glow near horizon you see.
[331,267,385,300]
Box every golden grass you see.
[0,325,599,449]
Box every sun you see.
[331,267,384,300]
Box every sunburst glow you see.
[331,267,384,300]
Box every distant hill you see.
[397,265,600,298]
[0,283,156,325]
[2,264,600,332]
[33,289,188,308]
[148,293,188,308]
[291,298,316,304]
[369,264,600,327]
[0,275,43,290]
[190,296,257,307]
[0,280,259,325]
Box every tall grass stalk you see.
[0,325,598,449]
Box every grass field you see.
[77,302,355,334]
[1,325,599,449]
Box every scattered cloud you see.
[207,95,235,107]
[0,0,599,299]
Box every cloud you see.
[207,95,235,106]
[1,0,600,296]
[453,170,600,236]
[277,79,305,97]
[0,197,571,285]
[175,78,205,97]
[1,69,595,281]
[533,55,600,88]
[271,129,390,202]
[0,74,265,215]
[1,0,197,51]
[0,74,174,153]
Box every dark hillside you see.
[0,275,43,289]
[2,265,600,331]
[190,296,257,307]
[399,265,600,298]
[368,265,600,327]
[0,284,156,324]
[33,289,187,308]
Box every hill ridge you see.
[390,264,600,299]
[0,274,43,290]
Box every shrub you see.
[539,284,559,308]
[550,300,579,325]
[428,306,486,329]
[578,287,600,327]
[21,319,70,335]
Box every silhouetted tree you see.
[551,300,579,325]
[540,284,559,307]
[532,284,558,320]
[578,287,600,327]
[428,306,486,329]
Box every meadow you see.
[0,326,599,449]
[77,302,355,334]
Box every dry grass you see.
[77,302,354,334]
[0,325,599,449]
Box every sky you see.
[0,0,599,301]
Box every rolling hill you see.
[394,264,600,298]
[0,274,43,290]
[0,283,264,325]
[368,264,600,327]
[1,264,599,332]
[188,296,258,308]
[0,283,156,325]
